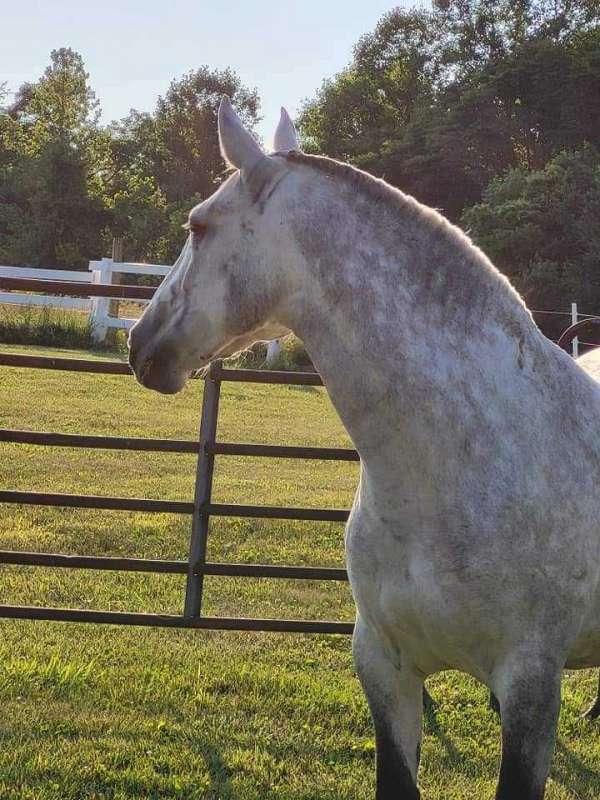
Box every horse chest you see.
[345,509,462,672]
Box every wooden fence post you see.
[571,302,579,358]
[184,360,222,618]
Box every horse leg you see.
[422,686,435,712]
[489,691,500,715]
[493,656,562,800]
[353,616,423,800]
[583,671,600,720]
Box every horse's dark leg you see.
[353,616,422,800]
[422,686,435,712]
[493,657,561,800]
[489,691,500,715]
[583,671,600,720]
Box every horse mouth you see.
[134,355,190,395]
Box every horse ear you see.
[273,107,299,152]
[218,95,264,171]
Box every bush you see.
[229,334,313,371]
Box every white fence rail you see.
[0,266,92,312]
[0,260,170,342]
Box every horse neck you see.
[279,168,545,470]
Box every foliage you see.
[299,4,600,219]
[0,49,108,268]
[463,145,600,333]
[298,2,600,315]
[2,3,600,322]
[106,66,260,262]
[1,56,260,269]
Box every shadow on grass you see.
[191,737,236,799]
[552,739,600,799]
[6,733,236,800]
[423,698,463,768]
[421,688,504,785]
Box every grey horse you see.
[129,98,600,799]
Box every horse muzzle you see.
[128,326,189,395]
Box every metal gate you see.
[0,277,357,635]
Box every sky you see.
[2,0,421,145]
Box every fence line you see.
[0,259,168,343]
[0,266,93,283]
[88,257,170,341]
[0,290,354,633]
[0,265,93,312]
[531,303,600,356]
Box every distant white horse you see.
[129,98,600,800]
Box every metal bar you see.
[0,551,348,581]
[184,361,222,617]
[0,429,199,453]
[206,502,350,523]
[0,551,188,573]
[202,562,348,581]
[0,355,326,391]
[0,352,132,375]
[0,276,156,300]
[0,432,356,461]
[0,490,194,514]
[0,605,354,634]
[557,318,600,352]
[209,442,359,461]
[0,495,348,522]
[0,352,329,393]
[218,366,323,386]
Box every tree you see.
[0,48,108,268]
[0,55,261,268]
[107,66,260,262]
[112,67,260,204]
[462,145,600,333]
[299,8,435,162]
[10,48,100,154]
[299,2,600,219]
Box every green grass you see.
[0,343,599,799]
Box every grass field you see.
[0,344,599,799]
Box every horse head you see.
[128,98,299,393]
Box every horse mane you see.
[283,150,415,210]
[279,149,533,327]
[282,150,483,250]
